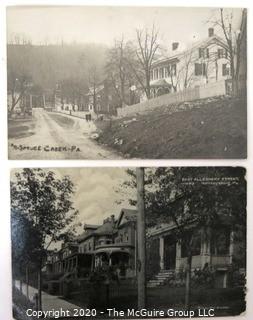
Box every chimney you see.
[208,28,214,37]
[172,42,179,51]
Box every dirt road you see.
[8,108,121,159]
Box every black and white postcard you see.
[7,6,247,159]
[11,167,246,319]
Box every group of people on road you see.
[85,113,92,122]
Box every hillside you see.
[96,96,247,159]
[7,43,107,91]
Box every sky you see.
[7,6,243,48]
[55,167,135,226]
[11,167,135,226]
[11,167,136,250]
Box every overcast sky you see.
[53,167,134,227]
[7,6,242,48]
[11,167,135,250]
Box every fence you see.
[117,80,228,118]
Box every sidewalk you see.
[14,280,81,314]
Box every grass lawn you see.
[12,287,35,320]
[64,283,245,318]
[147,285,245,316]
[96,97,247,159]
[8,118,36,139]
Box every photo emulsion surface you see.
[7,6,247,159]
[11,167,246,319]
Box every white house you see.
[149,28,231,98]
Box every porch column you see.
[159,236,165,270]
[223,272,228,288]
[109,253,112,267]
[201,228,211,267]
[229,230,234,264]
[91,255,95,271]
[175,241,181,272]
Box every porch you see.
[156,228,234,288]
[94,244,136,278]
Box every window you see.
[222,63,230,76]
[217,48,228,59]
[199,47,209,59]
[171,64,177,76]
[167,65,171,76]
[159,68,164,79]
[211,229,230,255]
[195,63,206,76]
[206,48,209,59]
[150,71,153,81]
[181,233,201,258]
[164,67,168,78]
[154,69,158,80]
[199,48,204,58]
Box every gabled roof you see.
[116,208,137,228]
[152,35,228,68]
[93,220,115,235]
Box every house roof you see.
[152,35,228,68]
[76,208,136,243]
[116,208,137,228]
[94,220,115,235]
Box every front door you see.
[164,235,176,270]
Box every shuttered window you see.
[195,63,207,76]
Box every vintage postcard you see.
[11,167,246,318]
[7,6,247,159]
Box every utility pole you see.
[136,167,146,309]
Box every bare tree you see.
[168,48,196,92]
[7,43,33,116]
[208,8,245,95]
[106,36,134,107]
[88,66,100,116]
[128,25,160,100]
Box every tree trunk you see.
[38,266,42,310]
[20,279,22,292]
[26,266,29,299]
[136,168,146,309]
[185,254,192,310]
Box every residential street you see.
[8,108,121,159]
[14,280,81,315]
